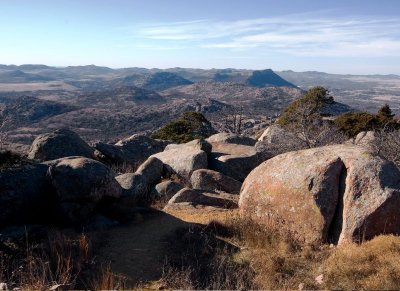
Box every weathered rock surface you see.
[28,128,94,161]
[116,173,149,203]
[239,144,400,245]
[346,131,376,150]
[95,134,167,168]
[115,156,164,206]
[164,139,212,154]
[206,132,256,146]
[151,180,184,199]
[152,140,208,180]
[257,124,294,143]
[0,164,53,227]
[190,169,242,194]
[135,157,164,185]
[46,157,122,223]
[209,142,269,181]
[167,188,238,209]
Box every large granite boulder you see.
[209,142,269,182]
[255,124,305,156]
[151,139,208,180]
[28,129,94,161]
[46,157,122,224]
[190,169,242,194]
[136,156,164,185]
[115,173,148,204]
[164,139,212,154]
[257,124,295,143]
[0,164,53,227]
[239,145,400,245]
[115,157,164,204]
[94,134,167,168]
[206,133,256,146]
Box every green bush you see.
[152,111,215,143]
[277,86,333,127]
[335,104,399,138]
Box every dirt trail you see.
[93,206,237,286]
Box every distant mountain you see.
[213,69,248,83]
[247,69,297,88]
[63,65,115,76]
[17,64,53,71]
[0,70,54,83]
[142,72,193,91]
[0,64,53,71]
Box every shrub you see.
[335,104,399,138]
[335,112,379,138]
[275,87,343,148]
[277,86,333,127]
[152,111,215,143]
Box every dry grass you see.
[160,223,257,290]
[85,264,128,290]
[223,217,400,290]
[160,214,400,290]
[2,214,400,290]
[0,231,91,290]
[322,235,400,290]
[0,230,127,290]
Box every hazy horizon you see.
[2,63,400,77]
[1,0,400,74]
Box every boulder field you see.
[3,128,400,246]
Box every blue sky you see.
[1,0,400,74]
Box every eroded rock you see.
[28,128,94,161]
[239,144,400,244]
[190,169,242,194]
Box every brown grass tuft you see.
[86,264,128,290]
[322,235,400,290]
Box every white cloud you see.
[127,14,400,57]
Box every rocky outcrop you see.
[46,157,122,224]
[209,142,269,181]
[164,139,212,154]
[190,169,242,194]
[94,134,167,168]
[28,129,94,161]
[239,145,400,245]
[0,164,53,227]
[206,133,256,146]
[152,139,209,180]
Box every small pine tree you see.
[152,112,215,143]
[377,104,395,120]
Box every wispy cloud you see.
[126,14,400,57]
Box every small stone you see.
[315,274,324,285]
